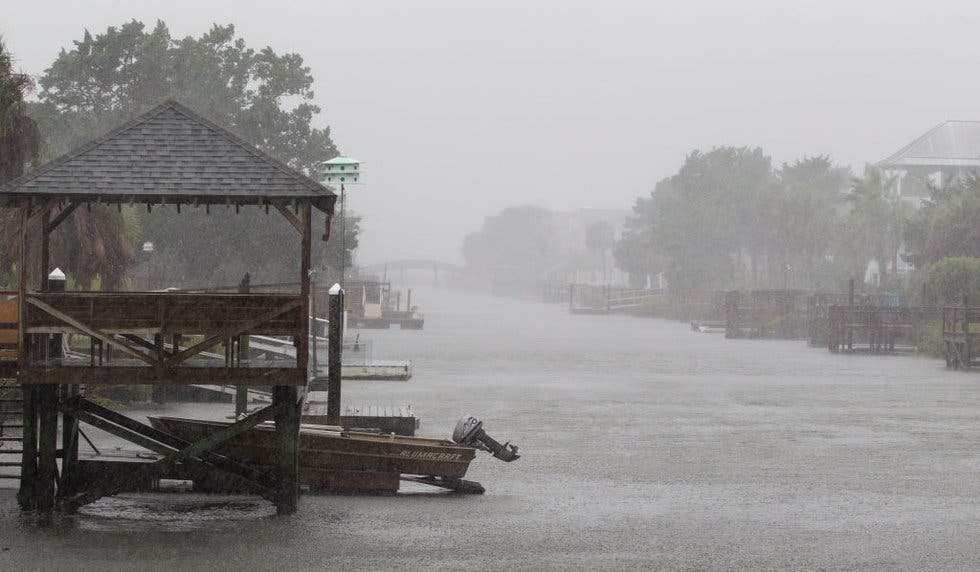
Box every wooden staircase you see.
[0,382,23,483]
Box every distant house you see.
[878,120,980,206]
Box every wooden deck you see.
[20,291,307,387]
[943,306,980,369]
[828,305,940,353]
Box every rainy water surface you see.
[2,286,978,569]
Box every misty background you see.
[5,0,980,265]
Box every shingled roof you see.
[0,99,336,213]
[878,120,980,170]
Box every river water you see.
[2,286,979,569]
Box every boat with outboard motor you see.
[147,414,519,493]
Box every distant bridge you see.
[358,259,467,277]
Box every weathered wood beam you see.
[73,409,176,456]
[298,202,311,374]
[40,211,50,291]
[25,297,158,366]
[36,385,59,514]
[17,205,27,367]
[26,198,57,228]
[46,202,80,233]
[165,298,302,367]
[273,201,303,234]
[20,365,308,386]
[273,385,301,514]
[156,403,284,465]
[66,398,277,502]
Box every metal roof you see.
[878,120,980,170]
[0,99,336,213]
[321,156,360,166]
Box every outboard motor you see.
[452,415,520,462]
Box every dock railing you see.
[22,291,307,386]
[569,284,663,314]
[942,306,980,369]
[828,305,941,353]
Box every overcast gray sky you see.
[4,1,979,264]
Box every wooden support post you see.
[273,385,300,515]
[36,384,59,515]
[60,385,80,497]
[299,203,312,375]
[327,285,344,426]
[236,273,251,417]
[18,204,27,367]
[40,212,50,291]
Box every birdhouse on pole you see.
[319,156,362,187]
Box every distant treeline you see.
[460,146,980,305]
[613,147,979,302]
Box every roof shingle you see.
[0,100,336,213]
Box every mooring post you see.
[725,291,739,339]
[48,269,80,499]
[235,273,251,417]
[273,385,300,514]
[36,384,58,515]
[327,283,344,426]
[962,294,973,369]
[847,278,855,351]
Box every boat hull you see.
[148,416,475,478]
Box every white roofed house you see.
[857,121,980,285]
[877,120,980,207]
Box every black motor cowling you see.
[452,415,520,462]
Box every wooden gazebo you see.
[0,100,336,515]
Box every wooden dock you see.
[305,403,418,436]
[942,306,980,369]
[828,305,940,353]
[568,284,663,315]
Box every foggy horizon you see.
[4,0,979,264]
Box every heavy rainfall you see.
[1,1,979,570]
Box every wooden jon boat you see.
[147,416,483,493]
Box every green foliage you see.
[906,173,980,265]
[0,36,40,182]
[28,20,352,288]
[838,165,911,280]
[615,147,791,292]
[920,257,980,305]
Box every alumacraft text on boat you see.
[398,450,463,461]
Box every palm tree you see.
[0,36,40,181]
[845,165,910,281]
[0,38,135,289]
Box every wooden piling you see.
[36,384,58,514]
[273,385,300,515]
[327,286,344,426]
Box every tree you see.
[840,165,910,282]
[28,21,350,286]
[920,257,980,305]
[770,156,849,288]
[0,37,40,181]
[906,173,980,265]
[615,147,776,293]
[1,38,134,289]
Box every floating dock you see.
[305,402,418,436]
